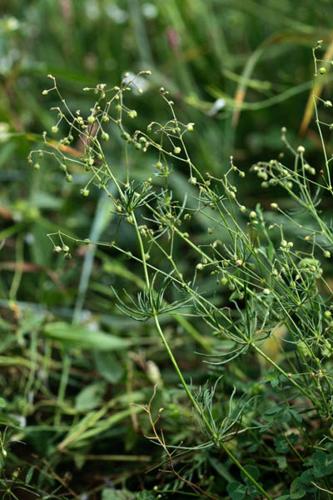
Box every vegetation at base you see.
[1,1,333,498]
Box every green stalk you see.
[252,343,313,401]
[54,352,71,426]
[133,216,272,499]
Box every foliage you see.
[2,1,333,499]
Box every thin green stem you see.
[252,343,314,402]
[221,443,272,499]
[132,216,271,498]
[54,352,71,426]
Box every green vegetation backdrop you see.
[1,1,333,498]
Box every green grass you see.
[1,2,333,499]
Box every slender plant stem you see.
[54,352,71,426]
[133,216,272,499]
[252,343,313,401]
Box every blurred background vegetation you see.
[1,1,333,498]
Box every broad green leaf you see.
[290,478,307,499]
[227,481,247,500]
[94,351,124,383]
[102,489,132,500]
[43,322,129,351]
[75,382,106,412]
